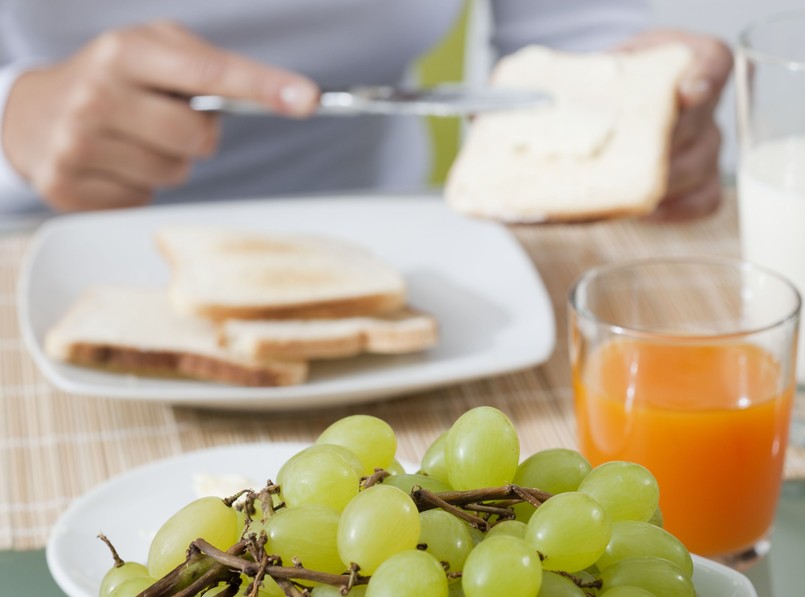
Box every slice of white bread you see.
[44,286,308,386]
[445,44,693,222]
[222,307,439,360]
[156,226,406,321]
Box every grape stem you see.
[463,502,518,518]
[415,485,552,508]
[275,578,305,596]
[139,542,243,597]
[139,538,370,597]
[134,483,557,597]
[554,570,604,593]
[361,469,390,489]
[410,484,552,531]
[97,532,124,568]
[412,487,491,531]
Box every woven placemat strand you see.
[2,190,804,550]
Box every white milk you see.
[738,136,805,382]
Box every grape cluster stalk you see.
[97,408,697,597]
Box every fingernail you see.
[679,77,711,104]
[279,82,318,116]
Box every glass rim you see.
[738,9,805,72]
[568,256,802,342]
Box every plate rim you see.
[18,194,556,409]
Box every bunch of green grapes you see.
[98,407,696,597]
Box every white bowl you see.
[692,554,758,597]
[47,443,758,597]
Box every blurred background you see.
[419,0,804,185]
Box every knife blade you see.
[190,84,551,117]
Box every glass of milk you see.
[736,10,805,445]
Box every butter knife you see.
[190,84,550,117]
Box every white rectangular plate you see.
[18,195,555,410]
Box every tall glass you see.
[569,258,800,569]
[736,11,805,444]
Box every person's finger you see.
[666,120,721,198]
[61,76,220,159]
[85,24,320,116]
[647,173,722,223]
[614,30,733,110]
[677,36,733,111]
[68,134,192,189]
[36,168,153,212]
[671,95,719,150]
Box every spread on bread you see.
[445,44,693,222]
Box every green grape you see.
[525,491,611,572]
[462,535,542,597]
[202,582,239,596]
[277,444,361,511]
[513,448,591,522]
[316,415,397,475]
[447,578,465,597]
[99,561,150,597]
[599,557,695,597]
[536,571,586,597]
[418,509,474,571]
[515,449,591,494]
[578,462,659,523]
[337,485,420,574]
[597,520,693,576]
[366,550,448,597]
[147,496,239,579]
[445,407,519,490]
[311,585,368,596]
[468,526,485,546]
[108,576,154,597]
[383,473,451,495]
[647,506,664,528]
[323,444,365,476]
[386,459,406,476]
[265,504,345,574]
[600,588,657,597]
[420,432,450,484]
[485,520,527,540]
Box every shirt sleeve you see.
[489,0,652,57]
[0,62,41,212]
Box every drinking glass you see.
[569,257,800,569]
[736,10,805,444]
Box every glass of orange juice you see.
[569,257,800,569]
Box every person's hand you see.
[2,21,319,212]
[617,30,733,222]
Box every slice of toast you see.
[156,226,407,321]
[45,286,308,386]
[445,44,693,222]
[222,307,439,360]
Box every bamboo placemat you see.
[2,190,804,550]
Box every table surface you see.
[2,190,805,595]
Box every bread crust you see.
[227,310,440,361]
[66,342,307,387]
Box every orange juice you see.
[573,338,793,557]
